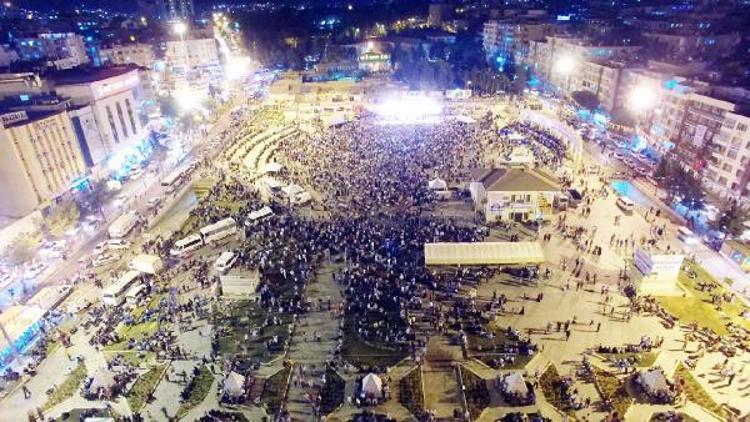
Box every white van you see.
[677,226,698,245]
[170,234,204,257]
[616,196,635,214]
[214,251,237,273]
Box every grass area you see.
[538,364,575,416]
[319,365,346,415]
[103,320,160,352]
[260,365,292,417]
[674,363,725,418]
[177,365,214,418]
[650,412,699,422]
[600,351,659,368]
[43,361,88,410]
[214,300,291,362]
[126,365,166,412]
[459,366,490,421]
[341,317,407,369]
[398,366,425,419]
[592,367,632,419]
[657,261,750,336]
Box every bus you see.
[125,284,147,306]
[108,211,139,239]
[161,164,190,193]
[102,271,142,306]
[245,206,274,226]
[169,234,204,257]
[616,196,635,214]
[199,218,237,244]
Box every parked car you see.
[93,254,120,268]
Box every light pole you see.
[173,22,189,74]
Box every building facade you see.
[52,68,146,163]
[14,33,89,70]
[99,43,155,68]
[165,37,220,70]
[0,110,86,216]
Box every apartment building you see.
[13,33,89,70]
[165,37,220,71]
[99,43,155,68]
[482,20,552,65]
[704,112,750,201]
[571,60,624,113]
[0,110,86,216]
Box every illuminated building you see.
[13,33,90,70]
[51,67,147,164]
[99,43,156,68]
[0,109,86,216]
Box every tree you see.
[712,204,746,236]
[572,91,600,110]
[5,232,41,266]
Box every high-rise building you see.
[0,109,87,217]
[427,3,453,28]
[166,0,194,21]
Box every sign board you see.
[0,111,28,127]
[693,125,707,147]
[445,89,472,100]
[92,72,140,100]
[634,249,684,278]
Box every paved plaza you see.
[1,98,749,422]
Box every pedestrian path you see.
[285,262,343,421]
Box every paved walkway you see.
[285,262,343,421]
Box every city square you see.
[0,1,749,422]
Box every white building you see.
[0,110,86,216]
[165,37,219,71]
[469,168,559,222]
[52,67,146,163]
[14,33,89,70]
[99,43,155,68]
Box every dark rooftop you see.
[46,65,140,85]
[1,109,63,129]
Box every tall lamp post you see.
[173,22,189,74]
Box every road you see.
[27,97,249,305]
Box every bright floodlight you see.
[173,22,187,36]
[225,56,251,80]
[555,55,576,75]
[174,87,204,112]
[373,96,443,124]
[628,84,657,112]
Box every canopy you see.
[362,373,383,396]
[130,254,163,275]
[638,369,669,394]
[424,242,545,266]
[281,184,305,197]
[0,305,45,349]
[503,372,528,396]
[220,270,261,297]
[428,178,448,190]
[263,163,283,174]
[224,371,245,397]
[87,369,115,394]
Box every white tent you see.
[220,270,261,298]
[503,373,529,396]
[281,184,305,198]
[224,371,246,397]
[638,369,670,395]
[424,242,545,266]
[428,178,448,190]
[362,373,383,396]
[263,163,283,174]
[87,369,116,395]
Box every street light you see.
[173,22,189,73]
[628,83,657,113]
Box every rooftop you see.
[46,65,139,85]
[1,109,63,129]
[471,168,559,192]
